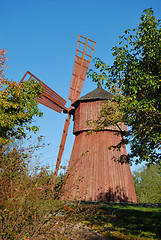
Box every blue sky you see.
[1,0,161,172]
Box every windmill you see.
[19,35,137,202]
[64,84,136,202]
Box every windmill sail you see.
[19,71,67,113]
[52,36,96,187]
[68,35,96,103]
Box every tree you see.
[88,9,161,165]
[133,164,161,203]
[0,49,43,145]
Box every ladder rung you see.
[72,73,84,80]
[75,55,90,64]
[70,86,81,93]
[85,53,91,58]
[77,49,83,54]
[78,40,95,52]
[74,61,89,69]
[78,40,86,45]
[79,35,96,44]
[87,44,94,50]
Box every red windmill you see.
[19,35,136,202]
[64,84,136,202]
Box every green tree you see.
[133,164,161,203]
[88,8,161,165]
[0,49,43,145]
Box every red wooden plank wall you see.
[64,100,137,202]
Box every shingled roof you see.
[72,84,113,107]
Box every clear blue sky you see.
[1,0,161,172]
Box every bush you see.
[0,141,65,239]
[133,164,161,203]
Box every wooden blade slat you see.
[19,71,67,113]
[36,96,62,113]
[68,35,96,103]
[69,56,90,102]
[41,83,66,107]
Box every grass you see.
[65,202,161,240]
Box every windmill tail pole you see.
[51,114,71,191]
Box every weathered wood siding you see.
[64,100,136,202]
[73,101,126,134]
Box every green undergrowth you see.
[63,202,161,240]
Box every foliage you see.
[0,49,43,145]
[0,140,64,239]
[133,164,161,203]
[88,9,161,165]
[0,49,8,87]
[0,141,93,240]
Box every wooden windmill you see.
[64,84,136,202]
[20,35,137,202]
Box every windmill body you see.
[65,86,137,202]
[19,35,136,202]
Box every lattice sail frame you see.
[68,35,96,103]
[19,71,67,113]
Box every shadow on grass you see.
[78,203,161,240]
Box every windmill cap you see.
[72,85,113,107]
